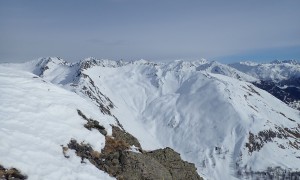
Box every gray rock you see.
[146,147,203,180]
[118,151,172,180]
[0,164,28,180]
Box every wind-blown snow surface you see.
[0,65,115,180]
[2,57,300,180]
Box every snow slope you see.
[2,57,300,180]
[0,65,115,180]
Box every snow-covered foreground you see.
[1,57,300,180]
[0,66,115,180]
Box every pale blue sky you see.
[1,0,300,63]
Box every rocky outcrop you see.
[34,57,68,77]
[72,108,202,179]
[68,139,202,180]
[67,122,202,180]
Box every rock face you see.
[102,151,173,180]
[68,139,202,180]
[146,147,203,180]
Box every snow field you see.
[0,66,115,180]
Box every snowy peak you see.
[33,57,69,76]
[229,60,300,81]
[79,57,125,70]
[37,57,68,65]
[79,58,161,70]
[195,61,257,81]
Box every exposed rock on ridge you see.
[68,109,202,180]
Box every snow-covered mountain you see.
[229,60,300,82]
[230,60,300,110]
[1,57,300,180]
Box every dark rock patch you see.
[237,166,300,180]
[278,112,296,122]
[77,109,89,120]
[246,124,300,154]
[0,164,27,180]
[68,139,96,164]
[84,120,107,136]
[242,85,261,96]
[77,109,107,136]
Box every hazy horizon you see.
[1,56,299,65]
[1,0,300,63]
